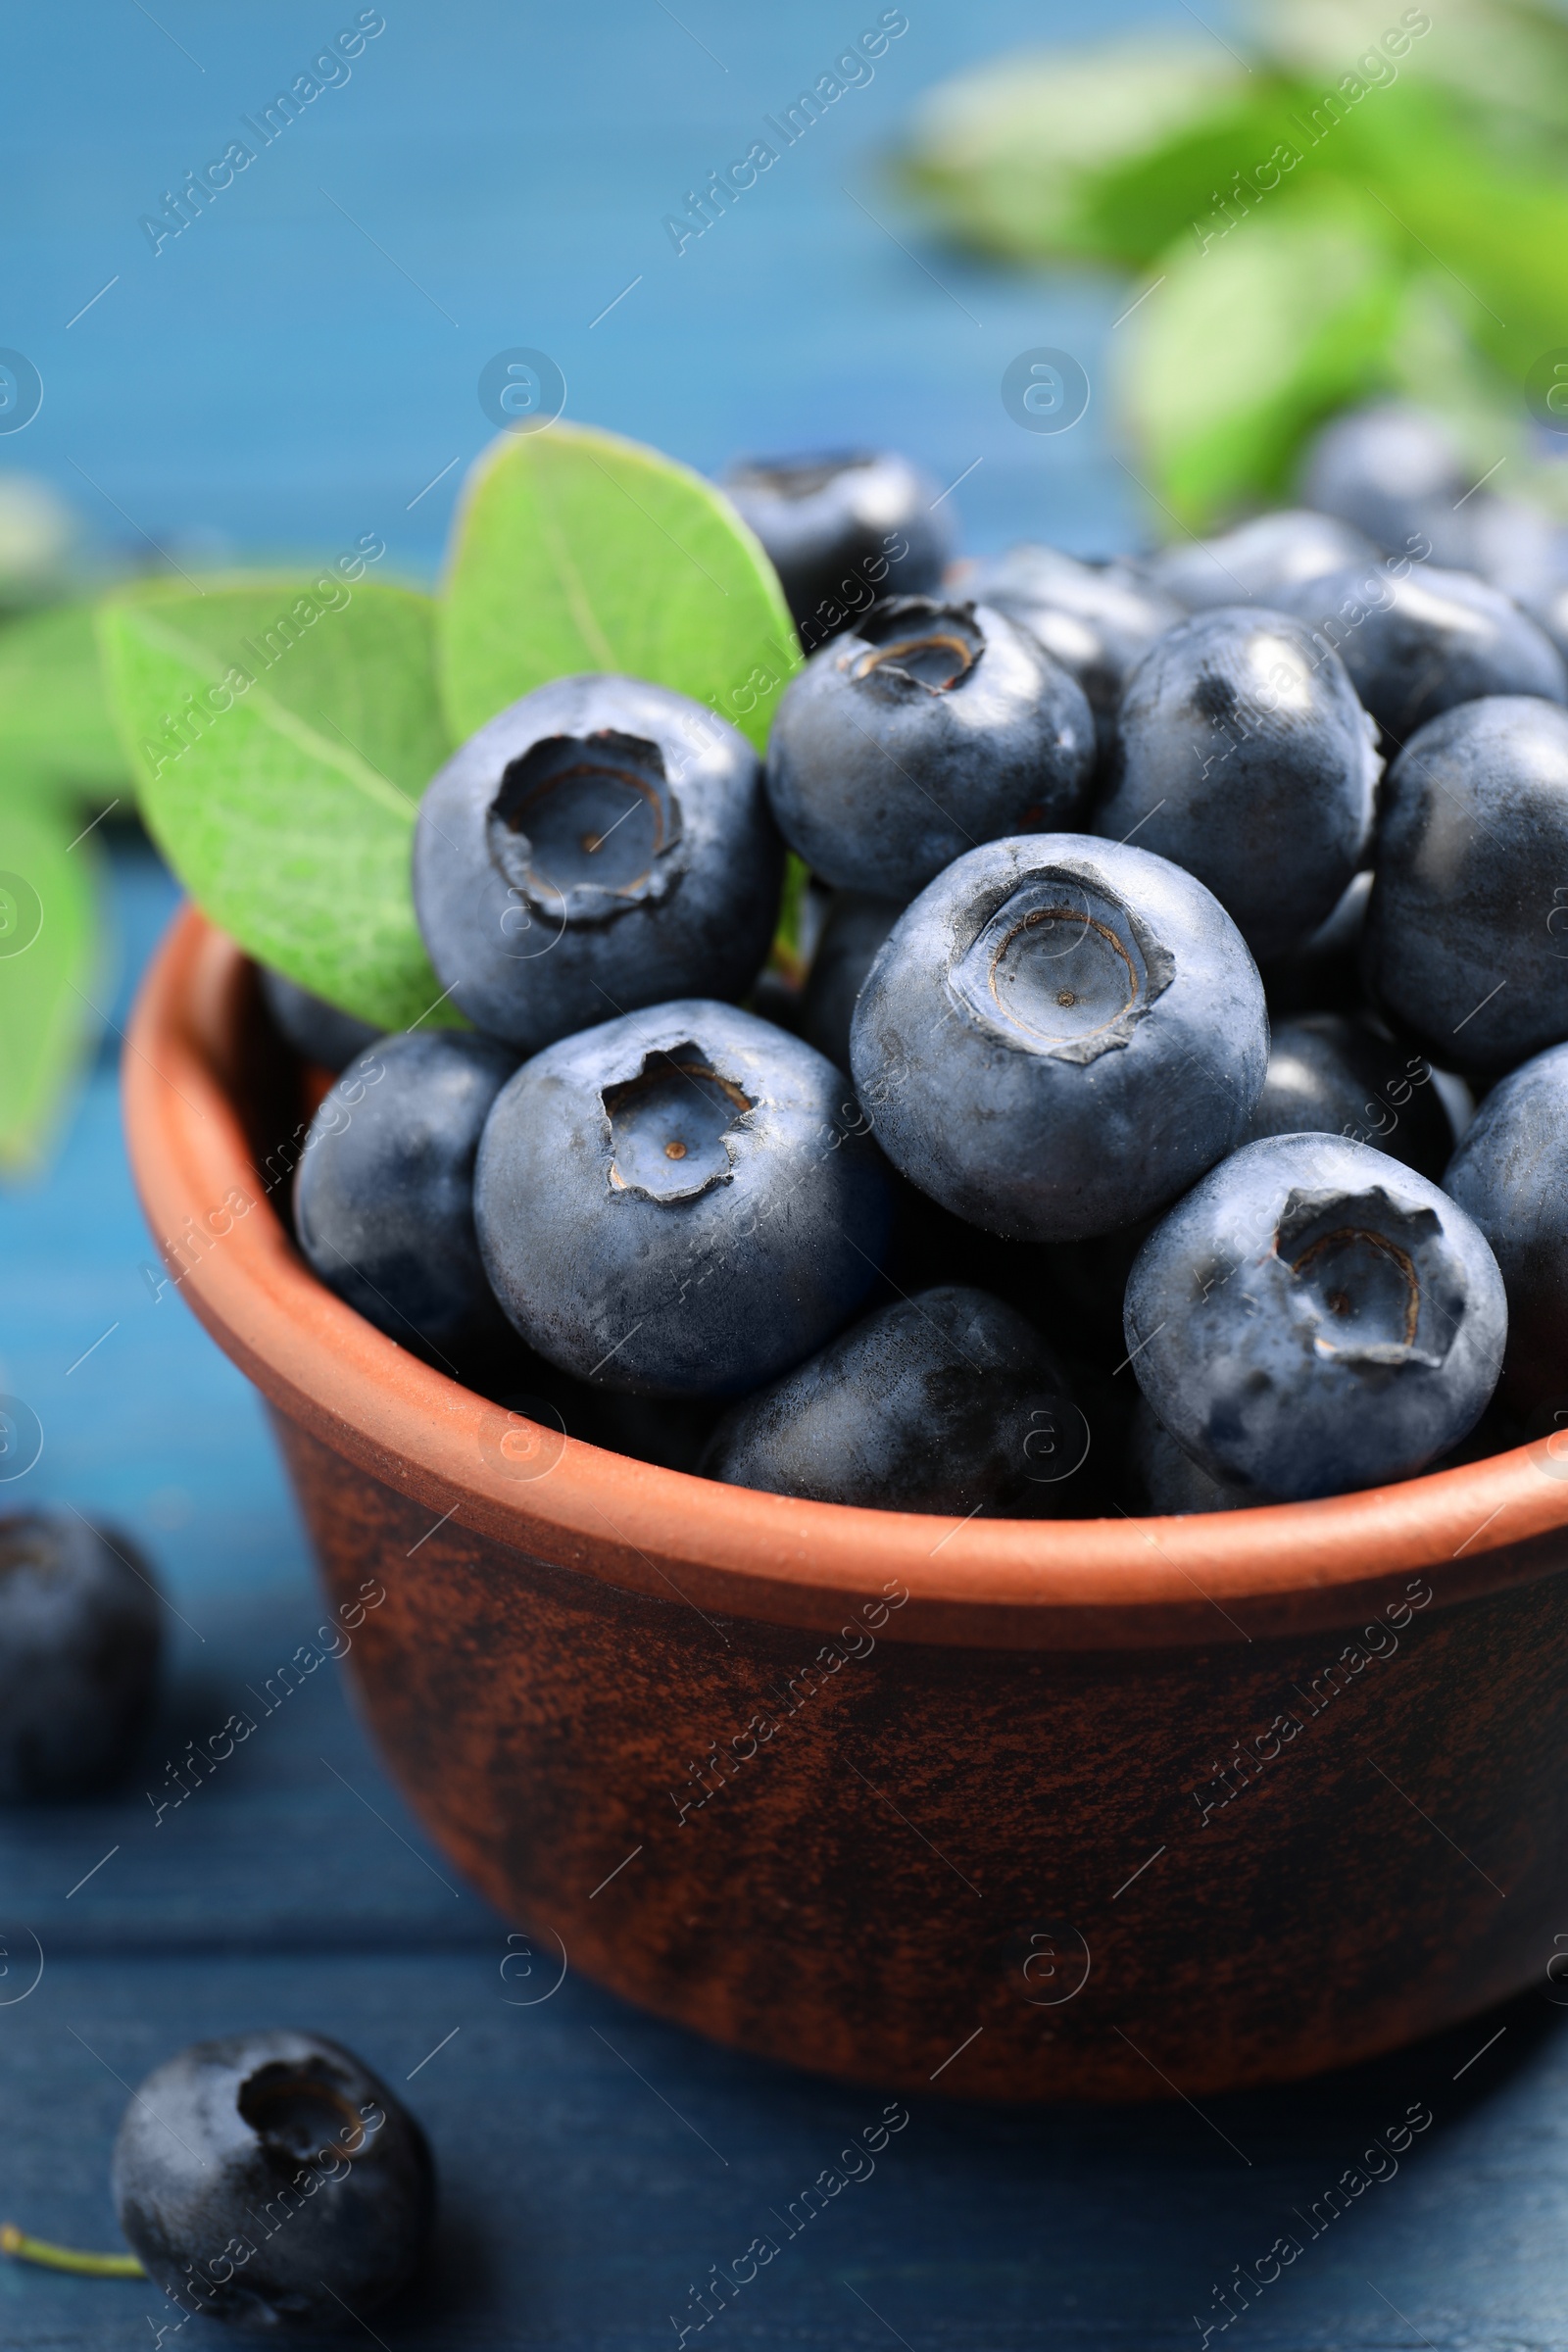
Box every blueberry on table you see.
[1280,564,1567,746]
[0,1515,160,1800]
[961,544,1181,751]
[765,596,1096,902]
[1124,1134,1506,1501]
[1297,401,1473,564]
[1239,1013,1454,1180]
[850,834,1268,1242]
[413,675,783,1054]
[1364,695,1568,1077]
[799,889,902,1073]
[111,2031,434,2331]
[1144,510,1375,612]
[719,449,952,639]
[258,968,379,1075]
[702,1284,1078,1514]
[1095,606,1378,959]
[294,1030,517,1361]
[474,1000,891,1396]
[1444,1040,1568,1415]
[1257,869,1371,1017]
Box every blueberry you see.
[0,1515,160,1800]
[1124,1133,1506,1500]
[1144,510,1376,612]
[474,1000,891,1396]
[1257,869,1371,1016]
[294,1031,517,1361]
[1363,695,1568,1076]
[259,969,380,1075]
[961,545,1182,752]
[1239,1013,1453,1179]
[413,675,783,1054]
[850,834,1268,1242]
[1279,563,1567,746]
[1444,1040,1568,1415]
[700,1285,1078,1514]
[111,2031,434,2331]
[720,450,953,641]
[1127,1396,1252,1514]
[1095,606,1378,958]
[799,890,902,1072]
[765,596,1096,901]
[1297,402,1475,564]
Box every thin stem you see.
[0,2223,145,2278]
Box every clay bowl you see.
[123,906,1568,2102]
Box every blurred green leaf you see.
[441,422,798,756]
[0,602,129,802]
[0,788,103,1172]
[101,576,456,1030]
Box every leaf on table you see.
[99,576,456,1031]
[0,787,103,1173]
[439,421,798,756]
[0,602,129,802]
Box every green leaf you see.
[0,602,129,801]
[100,576,456,1030]
[440,422,799,755]
[0,786,103,1172]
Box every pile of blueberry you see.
[278,409,1568,1517]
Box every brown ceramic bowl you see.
[124,907,1568,2101]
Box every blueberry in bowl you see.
[700,1284,1082,1515]
[413,674,783,1055]
[1362,695,1568,1076]
[294,1030,517,1362]
[1123,1133,1506,1501]
[259,969,380,1075]
[1125,1395,1251,1515]
[719,449,952,640]
[1143,510,1376,612]
[1444,1040,1568,1416]
[850,833,1268,1241]
[0,1514,161,1800]
[1095,606,1378,960]
[765,596,1096,901]
[475,1000,891,1396]
[1238,1012,1453,1180]
[111,2030,434,2331]
[959,544,1182,753]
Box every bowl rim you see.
[122,906,1568,1651]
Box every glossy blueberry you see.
[259,968,379,1075]
[1279,563,1568,746]
[474,1000,891,1396]
[720,449,953,641]
[294,1030,517,1360]
[0,1514,160,1800]
[1096,606,1378,958]
[1297,402,1474,564]
[1127,1396,1252,1514]
[1257,869,1371,1016]
[1364,695,1568,1076]
[1144,510,1375,612]
[766,597,1096,901]
[1238,1013,1453,1179]
[112,2031,434,2331]
[850,834,1268,1242]
[961,545,1182,751]
[799,890,902,1073]
[1124,1134,1506,1499]
[413,675,783,1054]
[1444,1041,1568,1414]
[700,1285,1079,1515]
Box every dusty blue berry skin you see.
[1363,696,1568,1077]
[765,596,1096,902]
[1258,869,1371,1016]
[1239,1013,1453,1180]
[1145,510,1375,612]
[850,834,1269,1243]
[295,1031,517,1360]
[474,1000,891,1397]
[720,450,953,641]
[0,1515,161,1800]
[1444,1041,1568,1415]
[1095,606,1379,959]
[111,2031,434,2332]
[1298,402,1474,563]
[799,890,902,1073]
[259,969,379,1074]
[962,545,1181,752]
[700,1286,1077,1515]
[1127,1396,1253,1515]
[1279,563,1568,745]
[413,675,783,1054]
[1125,1134,1506,1500]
